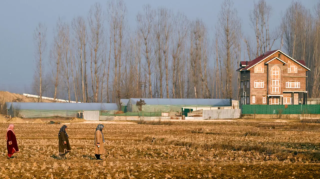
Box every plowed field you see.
[0,121,320,178]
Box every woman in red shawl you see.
[6,124,19,159]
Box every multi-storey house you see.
[238,50,310,105]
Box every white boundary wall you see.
[84,111,100,121]
[203,109,241,119]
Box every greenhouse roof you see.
[128,98,231,106]
[6,102,118,111]
[120,99,129,106]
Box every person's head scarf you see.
[6,124,14,140]
[94,124,105,145]
[58,125,68,138]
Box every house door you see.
[269,97,280,105]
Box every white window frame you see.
[286,82,300,88]
[288,65,297,73]
[270,98,280,105]
[272,80,279,86]
[252,96,256,104]
[254,80,264,88]
[263,97,266,104]
[272,68,280,79]
[284,97,291,105]
[272,87,280,93]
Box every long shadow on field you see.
[255,123,320,131]
[82,155,97,160]
[50,154,65,160]
[145,136,320,163]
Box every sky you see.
[0,0,318,94]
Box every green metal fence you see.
[242,105,320,114]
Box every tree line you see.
[32,0,320,104]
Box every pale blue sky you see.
[0,0,318,93]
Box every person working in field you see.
[94,124,105,160]
[6,124,19,159]
[58,125,71,158]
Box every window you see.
[284,97,291,104]
[246,81,250,88]
[255,66,264,73]
[246,97,250,104]
[252,96,256,104]
[263,97,266,104]
[272,87,280,93]
[254,80,264,88]
[271,66,281,94]
[272,66,280,79]
[288,64,297,73]
[241,82,244,89]
[270,98,279,105]
[286,82,300,88]
[272,80,279,86]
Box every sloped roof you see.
[5,102,118,111]
[128,98,231,106]
[297,60,306,66]
[239,50,310,71]
[236,67,242,71]
[241,50,277,71]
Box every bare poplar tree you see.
[282,2,315,96]
[189,26,197,98]
[33,23,47,102]
[108,0,126,103]
[154,8,164,98]
[250,0,279,57]
[134,34,142,97]
[311,3,320,97]
[72,17,87,102]
[189,20,210,98]
[161,9,172,98]
[88,3,105,102]
[153,8,172,98]
[137,5,155,98]
[51,19,65,100]
[70,42,79,102]
[216,0,241,99]
[171,13,188,98]
[60,23,72,102]
[106,35,112,102]
[214,38,220,98]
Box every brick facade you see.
[238,50,309,105]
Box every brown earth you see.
[0,120,319,178]
[32,119,45,123]
[0,91,57,104]
[0,91,60,116]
